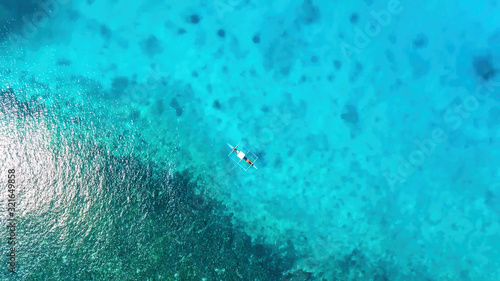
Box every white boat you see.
[227,143,258,171]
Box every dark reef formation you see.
[140,35,164,57]
[341,104,359,124]
[0,87,46,118]
[0,1,39,40]
[22,152,299,280]
[413,34,428,49]
[473,56,496,81]
[1,86,300,280]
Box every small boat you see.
[227,143,258,171]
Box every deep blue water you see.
[0,0,499,280]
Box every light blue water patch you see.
[0,0,499,280]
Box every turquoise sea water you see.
[0,0,499,280]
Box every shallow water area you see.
[0,0,499,280]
